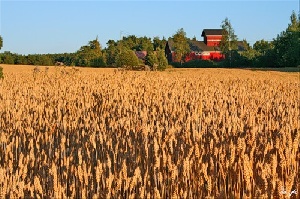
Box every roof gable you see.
[201,29,223,36]
[135,51,147,59]
[167,39,220,52]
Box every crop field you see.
[0,64,299,198]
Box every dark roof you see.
[167,39,220,52]
[166,39,175,51]
[237,41,246,51]
[188,40,220,52]
[135,51,147,59]
[201,29,223,36]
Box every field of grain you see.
[0,64,299,198]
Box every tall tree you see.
[219,17,238,67]
[0,35,2,50]
[219,17,238,54]
[272,11,300,67]
[138,36,153,52]
[115,49,139,69]
[287,11,300,32]
[153,36,167,51]
[76,37,105,67]
[156,48,168,71]
[172,28,190,63]
[253,39,273,55]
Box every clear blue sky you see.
[0,0,299,55]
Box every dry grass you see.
[0,64,299,198]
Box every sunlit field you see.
[0,64,299,198]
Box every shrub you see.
[115,50,139,69]
[145,49,168,71]
[90,57,107,68]
[145,52,158,69]
[156,49,168,71]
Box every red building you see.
[201,29,223,47]
[165,29,225,63]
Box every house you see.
[165,29,225,63]
[135,51,147,60]
[201,29,223,47]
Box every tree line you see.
[169,11,299,68]
[0,35,168,70]
[0,11,299,69]
[219,11,299,68]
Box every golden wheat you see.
[0,65,299,198]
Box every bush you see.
[145,52,158,69]
[145,50,168,71]
[156,50,168,71]
[90,57,106,67]
[116,50,139,69]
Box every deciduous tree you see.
[272,11,300,67]
[219,17,238,67]
[115,49,139,69]
[172,28,190,63]
[0,35,2,50]
[75,37,106,67]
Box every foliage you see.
[115,49,139,69]
[0,35,2,50]
[219,17,238,55]
[253,39,273,55]
[120,35,153,52]
[145,49,168,71]
[105,40,119,66]
[156,49,168,71]
[219,17,239,67]
[145,51,158,68]
[1,11,299,68]
[271,11,300,67]
[153,36,167,51]
[75,37,106,67]
[172,28,190,63]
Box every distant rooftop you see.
[201,29,223,36]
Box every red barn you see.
[165,29,225,63]
[201,29,223,47]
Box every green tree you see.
[75,37,105,67]
[287,11,300,31]
[220,17,238,54]
[2,51,15,64]
[105,40,119,66]
[138,36,153,52]
[238,39,257,66]
[172,28,190,63]
[219,17,238,67]
[156,49,168,71]
[272,11,300,67]
[145,51,158,68]
[121,35,138,50]
[0,35,2,50]
[115,49,139,69]
[253,39,273,55]
[153,36,166,51]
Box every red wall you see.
[182,52,224,62]
[206,35,222,47]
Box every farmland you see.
[0,64,299,198]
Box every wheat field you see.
[0,64,299,198]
